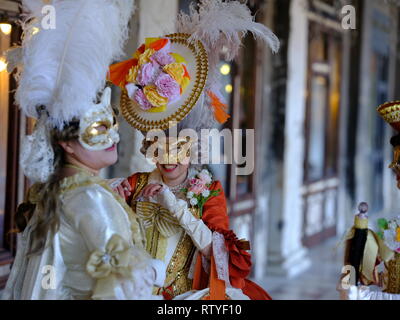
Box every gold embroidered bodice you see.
[384,253,400,294]
[130,173,200,298]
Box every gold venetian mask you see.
[145,136,193,164]
[79,87,120,151]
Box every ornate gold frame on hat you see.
[377,101,400,132]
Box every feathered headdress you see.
[9,0,135,182]
[14,0,135,129]
[175,0,279,132]
[177,0,279,83]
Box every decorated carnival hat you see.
[109,34,208,131]
[377,101,400,132]
[108,0,280,134]
[377,101,400,175]
[7,0,135,182]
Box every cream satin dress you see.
[2,171,164,300]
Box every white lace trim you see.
[188,250,199,279]
[212,231,230,287]
[20,117,54,183]
[202,254,210,275]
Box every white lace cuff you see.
[212,232,231,286]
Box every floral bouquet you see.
[182,169,220,218]
[377,217,400,253]
[110,37,191,113]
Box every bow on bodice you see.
[135,201,181,237]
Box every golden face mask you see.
[147,137,193,164]
[79,88,120,151]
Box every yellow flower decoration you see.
[143,85,168,109]
[170,52,186,64]
[181,76,190,92]
[86,234,133,279]
[163,63,185,86]
[126,65,139,84]
[396,227,400,242]
[138,48,155,66]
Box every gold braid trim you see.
[130,173,200,298]
[130,173,150,201]
[385,252,400,294]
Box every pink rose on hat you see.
[151,51,175,66]
[134,89,152,110]
[155,73,180,102]
[136,62,159,86]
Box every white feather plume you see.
[15,0,135,128]
[177,0,279,77]
[175,0,279,132]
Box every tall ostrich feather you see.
[176,0,279,84]
[175,0,279,132]
[14,0,135,128]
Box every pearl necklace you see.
[166,168,195,195]
[168,179,188,194]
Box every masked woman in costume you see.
[108,0,279,300]
[338,101,400,300]
[1,0,165,300]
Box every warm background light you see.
[0,23,11,35]
[220,63,231,75]
[225,84,233,93]
[0,58,7,72]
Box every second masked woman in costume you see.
[337,101,400,300]
[108,0,280,300]
[2,0,165,300]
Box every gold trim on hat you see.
[377,101,400,124]
[120,33,209,131]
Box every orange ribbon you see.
[108,58,137,87]
[207,91,230,124]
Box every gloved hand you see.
[154,187,212,253]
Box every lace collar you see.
[59,171,101,194]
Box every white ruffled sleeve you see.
[63,185,165,300]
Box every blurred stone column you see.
[264,0,310,278]
[251,0,275,281]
